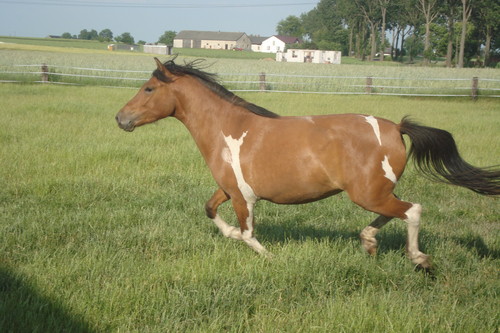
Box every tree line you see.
[60,29,177,46]
[277,0,500,67]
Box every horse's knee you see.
[205,201,216,219]
[205,188,230,219]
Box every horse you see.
[116,57,499,270]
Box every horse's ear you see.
[154,57,175,80]
[154,57,165,72]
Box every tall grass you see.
[1,83,499,332]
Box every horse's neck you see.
[173,81,250,160]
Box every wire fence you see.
[2,64,500,99]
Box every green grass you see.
[0,36,272,60]
[2,42,499,97]
[0,36,112,50]
[1,84,499,332]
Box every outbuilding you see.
[173,30,251,50]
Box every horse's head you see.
[116,58,177,132]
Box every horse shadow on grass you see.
[253,220,408,254]
[253,221,499,260]
[0,266,96,333]
[451,234,500,259]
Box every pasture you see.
[1,80,499,331]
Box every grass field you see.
[1,81,499,332]
[2,39,500,97]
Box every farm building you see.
[107,44,139,52]
[276,49,342,64]
[261,35,301,53]
[143,44,173,55]
[173,30,251,50]
[249,36,268,52]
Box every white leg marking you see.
[381,155,397,183]
[213,214,242,240]
[364,115,382,146]
[241,207,267,254]
[404,203,428,265]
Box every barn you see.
[173,30,252,50]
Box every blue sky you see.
[0,1,317,43]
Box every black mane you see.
[152,57,280,119]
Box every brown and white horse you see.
[116,57,499,270]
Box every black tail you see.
[399,117,500,196]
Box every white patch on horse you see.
[241,206,267,254]
[213,214,242,240]
[364,115,382,146]
[222,131,257,204]
[302,116,315,124]
[403,203,428,265]
[381,155,397,183]
[221,147,232,164]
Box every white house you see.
[276,49,342,64]
[249,36,267,52]
[261,35,301,53]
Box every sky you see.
[0,0,318,43]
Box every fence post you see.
[259,72,266,91]
[41,64,49,83]
[471,77,478,100]
[366,77,373,94]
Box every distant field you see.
[0,36,271,59]
[1,41,499,97]
[1,82,499,332]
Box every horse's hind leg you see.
[205,188,242,240]
[356,194,431,269]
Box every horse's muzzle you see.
[115,112,136,132]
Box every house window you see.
[292,51,297,58]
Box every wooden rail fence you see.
[1,64,499,99]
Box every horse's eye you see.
[145,87,154,93]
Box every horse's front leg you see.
[231,198,268,255]
[360,215,393,255]
[205,188,242,240]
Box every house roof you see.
[273,35,301,44]
[175,30,246,41]
[249,36,268,45]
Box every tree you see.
[378,0,392,61]
[475,0,500,66]
[98,29,113,42]
[354,0,382,61]
[417,0,442,63]
[61,32,72,39]
[443,0,461,67]
[276,15,304,37]
[78,29,98,40]
[78,29,89,40]
[157,30,176,45]
[115,32,134,44]
[457,0,473,67]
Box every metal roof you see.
[175,30,246,41]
